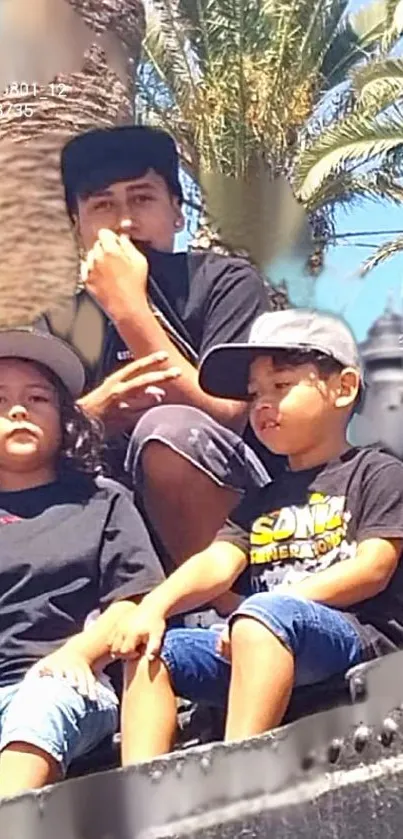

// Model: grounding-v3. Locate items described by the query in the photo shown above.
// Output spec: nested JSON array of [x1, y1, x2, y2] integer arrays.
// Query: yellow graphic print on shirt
[[250, 492, 353, 565]]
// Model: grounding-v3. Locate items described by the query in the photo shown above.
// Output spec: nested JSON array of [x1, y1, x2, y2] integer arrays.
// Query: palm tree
[[135, 0, 393, 279], [293, 0, 403, 272], [0, 0, 145, 366]]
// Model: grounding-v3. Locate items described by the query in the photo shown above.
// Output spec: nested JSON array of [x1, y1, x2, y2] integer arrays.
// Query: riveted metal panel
[[1, 651, 403, 839]]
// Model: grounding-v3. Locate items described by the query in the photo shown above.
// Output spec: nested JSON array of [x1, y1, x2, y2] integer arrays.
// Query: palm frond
[[148, 1, 201, 99], [349, 0, 390, 46], [303, 168, 403, 211], [361, 233, 403, 274], [142, 2, 223, 172], [295, 108, 403, 202], [321, 0, 392, 87], [353, 57, 403, 109], [381, 0, 403, 49]]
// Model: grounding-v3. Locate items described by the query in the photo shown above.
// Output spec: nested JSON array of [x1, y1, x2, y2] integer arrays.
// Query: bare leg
[[225, 617, 294, 741], [0, 742, 61, 797], [121, 657, 178, 766], [141, 442, 242, 615], [141, 442, 240, 564]]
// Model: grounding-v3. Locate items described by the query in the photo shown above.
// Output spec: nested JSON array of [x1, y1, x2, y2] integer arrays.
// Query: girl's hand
[[28, 648, 97, 700]]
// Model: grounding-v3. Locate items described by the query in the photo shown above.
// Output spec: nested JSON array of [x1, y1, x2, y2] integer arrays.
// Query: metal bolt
[[151, 769, 163, 782], [380, 717, 398, 747], [353, 724, 370, 752], [301, 751, 315, 771], [200, 755, 211, 772], [328, 738, 343, 764], [350, 677, 366, 702]]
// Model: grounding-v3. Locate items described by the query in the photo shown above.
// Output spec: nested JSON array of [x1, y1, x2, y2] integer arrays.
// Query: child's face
[[247, 355, 343, 456], [0, 359, 62, 474]]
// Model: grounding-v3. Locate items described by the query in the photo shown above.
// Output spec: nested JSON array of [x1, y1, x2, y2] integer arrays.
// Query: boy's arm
[[53, 533, 245, 668], [32, 598, 141, 698], [141, 541, 247, 617], [59, 598, 139, 667], [109, 541, 248, 660], [288, 537, 402, 607], [82, 236, 268, 432]]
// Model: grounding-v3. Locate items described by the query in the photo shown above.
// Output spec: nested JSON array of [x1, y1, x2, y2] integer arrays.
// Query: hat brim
[[199, 344, 271, 400], [199, 341, 366, 402], [0, 330, 85, 397]]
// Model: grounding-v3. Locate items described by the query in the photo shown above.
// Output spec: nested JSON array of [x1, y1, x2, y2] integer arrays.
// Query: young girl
[[0, 323, 167, 797]]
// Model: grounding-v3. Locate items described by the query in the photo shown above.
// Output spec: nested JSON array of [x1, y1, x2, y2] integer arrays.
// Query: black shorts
[[125, 404, 270, 497]]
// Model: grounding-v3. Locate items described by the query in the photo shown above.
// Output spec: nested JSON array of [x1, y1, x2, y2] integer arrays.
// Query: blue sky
[[314, 203, 403, 342]]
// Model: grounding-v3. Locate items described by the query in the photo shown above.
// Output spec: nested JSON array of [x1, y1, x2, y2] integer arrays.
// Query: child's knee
[[230, 614, 270, 650], [1, 675, 118, 773], [230, 592, 312, 657]]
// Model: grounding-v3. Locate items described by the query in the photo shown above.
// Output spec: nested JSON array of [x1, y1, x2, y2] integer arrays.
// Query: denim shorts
[[160, 593, 365, 707], [0, 673, 119, 774]]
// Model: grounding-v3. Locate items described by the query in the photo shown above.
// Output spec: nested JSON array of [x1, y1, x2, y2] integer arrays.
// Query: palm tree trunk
[[0, 0, 145, 141], [0, 0, 145, 366]]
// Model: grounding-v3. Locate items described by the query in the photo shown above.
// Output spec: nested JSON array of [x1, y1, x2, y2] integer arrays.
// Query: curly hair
[[58, 387, 105, 477], [32, 361, 105, 477]]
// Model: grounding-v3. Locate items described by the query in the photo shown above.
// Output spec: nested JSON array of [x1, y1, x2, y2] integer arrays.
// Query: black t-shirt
[[95, 247, 287, 481], [0, 475, 165, 686], [218, 446, 403, 657]]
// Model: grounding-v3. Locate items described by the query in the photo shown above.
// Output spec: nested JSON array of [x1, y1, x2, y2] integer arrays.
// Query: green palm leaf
[[353, 57, 403, 108], [305, 169, 403, 211], [295, 109, 403, 202], [361, 233, 403, 274]]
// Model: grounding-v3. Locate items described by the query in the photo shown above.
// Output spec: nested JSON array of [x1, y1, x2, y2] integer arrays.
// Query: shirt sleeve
[[98, 491, 165, 609], [356, 456, 403, 544], [199, 257, 277, 358], [215, 490, 258, 554]]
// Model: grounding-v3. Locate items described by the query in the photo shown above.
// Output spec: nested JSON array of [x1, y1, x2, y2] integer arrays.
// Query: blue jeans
[[160, 593, 365, 707], [0, 673, 119, 774]]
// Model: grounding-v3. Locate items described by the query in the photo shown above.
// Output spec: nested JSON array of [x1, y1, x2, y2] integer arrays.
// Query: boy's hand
[[82, 229, 149, 311], [79, 352, 181, 431], [109, 610, 167, 662], [29, 649, 97, 700], [216, 625, 231, 661]]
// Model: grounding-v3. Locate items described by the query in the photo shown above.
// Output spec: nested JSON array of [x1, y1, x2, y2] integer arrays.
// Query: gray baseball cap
[[0, 319, 85, 397], [199, 309, 364, 401]]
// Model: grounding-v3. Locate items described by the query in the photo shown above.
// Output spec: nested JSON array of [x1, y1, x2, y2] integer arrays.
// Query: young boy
[[56, 125, 284, 577], [106, 308, 403, 763]]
